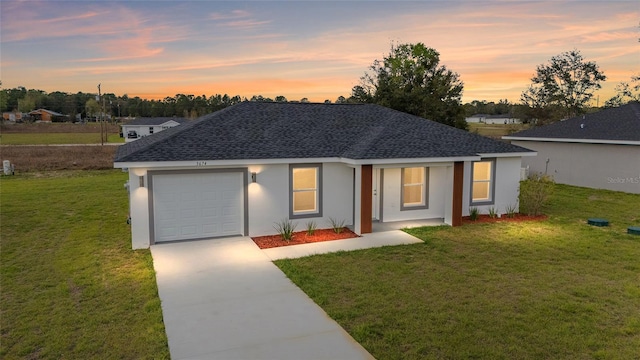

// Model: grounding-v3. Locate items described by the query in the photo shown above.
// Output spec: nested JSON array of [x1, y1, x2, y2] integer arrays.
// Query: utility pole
[[102, 92, 107, 143], [98, 83, 104, 145]]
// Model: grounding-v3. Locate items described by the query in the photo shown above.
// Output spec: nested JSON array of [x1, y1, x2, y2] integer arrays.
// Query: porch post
[[353, 165, 362, 234], [360, 165, 373, 233], [452, 161, 464, 226]]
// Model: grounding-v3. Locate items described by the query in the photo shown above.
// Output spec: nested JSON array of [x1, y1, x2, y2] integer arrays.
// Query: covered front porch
[[351, 162, 465, 235], [371, 218, 445, 232]]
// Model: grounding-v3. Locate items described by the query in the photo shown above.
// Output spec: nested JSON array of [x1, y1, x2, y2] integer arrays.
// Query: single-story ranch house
[[114, 102, 535, 249], [28, 108, 68, 122], [504, 102, 640, 194], [121, 117, 188, 142]]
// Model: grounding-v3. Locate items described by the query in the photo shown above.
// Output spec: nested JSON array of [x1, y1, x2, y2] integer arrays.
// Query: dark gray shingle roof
[[505, 102, 640, 142], [122, 117, 188, 126], [114, 102, 532, 163]]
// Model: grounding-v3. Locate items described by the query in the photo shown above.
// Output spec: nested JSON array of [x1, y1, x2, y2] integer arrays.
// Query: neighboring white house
[[503, 102, 640, 194], [121, 117, 188, 142], [114, 102, 535, 249], [466, 114, 521, 124], [2, 111, 26, 122]]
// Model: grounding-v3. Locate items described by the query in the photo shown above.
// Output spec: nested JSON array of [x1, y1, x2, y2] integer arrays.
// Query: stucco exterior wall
[[461, 157, 522, 216], [512, 140, 640, 194], [381, 166, 447, 222], [128, 170, 151, 249], [246, 162, 354, 237], [126, 162, 354, 248], [125, 157, 524, 249]]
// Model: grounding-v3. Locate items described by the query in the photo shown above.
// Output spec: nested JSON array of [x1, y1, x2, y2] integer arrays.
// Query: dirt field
[[0, 145, 118, 172], [0, 122, 121, 172]]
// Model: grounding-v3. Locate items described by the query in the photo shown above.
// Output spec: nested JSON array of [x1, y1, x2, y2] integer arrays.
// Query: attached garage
[[149, 170, 247, 243]]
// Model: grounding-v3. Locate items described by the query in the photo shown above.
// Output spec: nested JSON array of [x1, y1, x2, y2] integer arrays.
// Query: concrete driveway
[[151, 236, 373, 360]]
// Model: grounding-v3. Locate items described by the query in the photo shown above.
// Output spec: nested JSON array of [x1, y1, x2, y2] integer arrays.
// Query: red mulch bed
[[462, 213, 547, 224], [252, 228, 359, 249]]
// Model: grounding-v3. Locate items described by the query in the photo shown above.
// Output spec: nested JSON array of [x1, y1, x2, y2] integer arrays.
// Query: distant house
[[121, 117, 188, 143], [2, 112, 26, 122], [28, 109, 67, 122], [503, 102, 640, 194], [466, 114, 521, 124]]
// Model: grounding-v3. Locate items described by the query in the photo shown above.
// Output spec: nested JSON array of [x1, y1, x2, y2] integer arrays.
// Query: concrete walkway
[[151, 230, 423, 359], [263, 230, 424, 260]]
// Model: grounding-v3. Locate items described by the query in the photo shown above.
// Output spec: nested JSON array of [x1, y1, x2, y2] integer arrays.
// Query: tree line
[[1, 44, 637, 128], [0, 83, 522, 124], [0, 86, 363, 122], [0, 88, 248, 121]]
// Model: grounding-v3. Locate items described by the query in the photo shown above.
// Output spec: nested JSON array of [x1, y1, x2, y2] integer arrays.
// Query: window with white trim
[[401, 167, 428, 210], [290, 164, 322, 218], [471, 160, 495, 204]]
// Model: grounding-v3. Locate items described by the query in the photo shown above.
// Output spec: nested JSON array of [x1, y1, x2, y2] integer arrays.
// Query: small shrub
[[305, 220, 317, 236], [505, 203, 517, 218], [469, 207, 479, 221], [488, 206, 498, 219], [329, 217, 345, 233], [519, 173, 554, 216], [274, 219, 296, 242]]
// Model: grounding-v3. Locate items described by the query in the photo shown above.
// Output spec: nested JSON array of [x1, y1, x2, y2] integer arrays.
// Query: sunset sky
[[1, 1, 638, 104]]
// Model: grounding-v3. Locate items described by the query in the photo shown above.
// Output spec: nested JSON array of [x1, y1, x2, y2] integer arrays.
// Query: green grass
[[469, 123, 529, 138], [1, 133, 124, 144], [0, 170, 168, 359], [276, 184, 640, 359]]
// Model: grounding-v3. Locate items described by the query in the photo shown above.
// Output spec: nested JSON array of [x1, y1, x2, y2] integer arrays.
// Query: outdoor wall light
[[251, 172, 257, 183], [139, 175, 145, 187]]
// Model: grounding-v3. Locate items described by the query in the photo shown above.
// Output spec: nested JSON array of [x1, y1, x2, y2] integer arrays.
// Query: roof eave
[[503, 136, 640, 146], [115, 154, 531, 169], [342, 156, 481, 165], [114, 157, 344, 169], [476, 151, 538, 158]]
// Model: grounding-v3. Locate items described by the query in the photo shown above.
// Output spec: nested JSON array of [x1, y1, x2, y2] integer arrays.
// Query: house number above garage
[[196, 161, 207, 166]]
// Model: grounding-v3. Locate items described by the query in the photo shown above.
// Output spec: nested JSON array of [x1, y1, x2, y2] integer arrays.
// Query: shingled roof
[[114, 102, 532, 163], [504, 102, 640, 143]]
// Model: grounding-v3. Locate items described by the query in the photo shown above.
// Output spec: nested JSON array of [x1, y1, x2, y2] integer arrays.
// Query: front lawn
[[277, 185, 640, 359], [0, 171, 169, 359], [468, 123, 529, 138]]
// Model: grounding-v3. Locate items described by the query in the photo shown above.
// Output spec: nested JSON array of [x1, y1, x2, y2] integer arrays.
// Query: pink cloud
[[209, 9, 251, 20], [2, 2, 178, 61], [224, 19, 271, 28], [209, 8, 270, 29], [2, 7, 106, 42]]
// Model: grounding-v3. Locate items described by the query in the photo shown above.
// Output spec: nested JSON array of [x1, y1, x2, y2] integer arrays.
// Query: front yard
[[2, 169, 639, 359], [277, 185, 640, 359], [0, 171, 168, 359]]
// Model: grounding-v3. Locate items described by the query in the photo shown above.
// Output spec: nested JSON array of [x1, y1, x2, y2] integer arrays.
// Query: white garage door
[[152, 172, 243, 243]]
